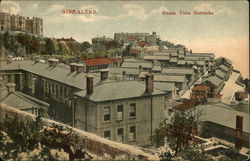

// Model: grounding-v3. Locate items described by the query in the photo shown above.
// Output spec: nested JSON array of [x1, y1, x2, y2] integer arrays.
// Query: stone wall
[[0, 103, 159, 160]]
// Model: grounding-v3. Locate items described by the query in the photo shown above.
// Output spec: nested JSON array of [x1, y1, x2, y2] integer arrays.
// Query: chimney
[[70, 63, 77, 72], [49, 58, 59, 67], [145, 74, 154, 94], [86, 75, 94, 95], [76, 64, 84, 73], [235, 115, 243, 149], [6, 83, 16, 93], [190, 49, 192, 54], [100, 69, 109, 80]]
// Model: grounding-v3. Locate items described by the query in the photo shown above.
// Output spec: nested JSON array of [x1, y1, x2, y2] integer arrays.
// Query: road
[[220, 72, 245, 104]]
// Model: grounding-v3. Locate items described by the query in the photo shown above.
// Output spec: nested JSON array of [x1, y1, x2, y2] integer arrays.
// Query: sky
[[0, 0, 249, 78]]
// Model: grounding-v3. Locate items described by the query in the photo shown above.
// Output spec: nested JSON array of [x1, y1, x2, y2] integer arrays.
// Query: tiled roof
[[143, 55, 170, 60], [192, 85, 210, 91], [154, 75, 186, 82], [152, 66, 162, 71], [154, 82, 175, 92], [173, 99, 200, 111], [82, 58, 113, 66], [215, 69, 226, 79], [112, 58, 123, 63], [190, 93, 206, 99], [0, 60, 114, 90], [2, 91, 47, 110], [74, 81, 166, 102], [205, 75, 223, 87], [169, 57, 178, 63], [177, 60, 186, 65], [153, 51, 170, 56], [161, 67, 193, 75], [218, 64, 230, 72], [121, 62, 152, 68], [131, 50, 140, 54], [192, 53, 215, 58], [109, 67, 139, 75]]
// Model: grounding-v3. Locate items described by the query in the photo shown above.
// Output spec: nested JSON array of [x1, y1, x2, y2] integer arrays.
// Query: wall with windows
[[94, 95, 165, 146]]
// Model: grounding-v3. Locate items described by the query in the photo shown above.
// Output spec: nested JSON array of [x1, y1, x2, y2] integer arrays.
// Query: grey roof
[[0, 83, 8, 100], [178, 53, 185, 58], [169, 57, 178, 63], [218, 64, 230, 72], [121, 62, 152, 68], [196, 61, 205, 66], [152, 66, 162, 71], [205, 75, 223, 87], [161, 67, 193, 75], [215, 69, 226, 79], [184, 55, 209, 61], [109, 67, 139, 75], [139, 72, 148, 78], [192, 53, 215, 58], [143, 55, 170, 60], [75, 81, 166, 102], [153, 51, 170, 56], [2, 91, 46, 110], [0, 60, 114, 90], [154, 82, 175, 92], [154, 75, 186, 82], [177, 60, 186, 65], [170, 53, 178, 56], [186, 61, 195, 65]]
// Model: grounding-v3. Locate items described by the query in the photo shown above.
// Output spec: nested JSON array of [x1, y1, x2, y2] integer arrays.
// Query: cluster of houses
[[0, 32, 249, 150]]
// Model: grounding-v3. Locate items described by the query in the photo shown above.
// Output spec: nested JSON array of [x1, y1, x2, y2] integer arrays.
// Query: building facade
[[0, 12, 43, 37]]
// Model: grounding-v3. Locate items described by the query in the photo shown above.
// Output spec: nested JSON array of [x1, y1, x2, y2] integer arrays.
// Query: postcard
[[0, 0, 249, 160]]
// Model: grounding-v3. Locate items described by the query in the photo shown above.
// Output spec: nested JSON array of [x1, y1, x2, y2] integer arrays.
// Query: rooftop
[[0, 60, 114, 90], [82, 57, 113, 66], [154, 75, 186, 82], [154, 82, 175, 92], [192, 85, 210, 91], [161, 67, 193, 75], [121, 62, 152, 68], [173, 99, 200, 111], [75, 81, 166, 102]]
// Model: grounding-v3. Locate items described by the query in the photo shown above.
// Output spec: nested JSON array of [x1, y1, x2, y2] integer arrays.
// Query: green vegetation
[[0, 31, 122, 61], [0, 32, 90, 57], [150, 111, 201, 155], [0, 109, 91, 160]]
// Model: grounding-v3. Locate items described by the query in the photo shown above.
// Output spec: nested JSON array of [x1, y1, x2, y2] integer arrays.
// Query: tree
[[150, 110, 201, 156], [80, 41, 91, 52]]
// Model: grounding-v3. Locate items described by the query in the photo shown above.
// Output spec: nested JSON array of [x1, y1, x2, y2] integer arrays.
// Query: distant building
[[114, 32, 150, 43], [145, 32, 160, 45], [0, 12, 43, 37], [91, 36, 115, 51]]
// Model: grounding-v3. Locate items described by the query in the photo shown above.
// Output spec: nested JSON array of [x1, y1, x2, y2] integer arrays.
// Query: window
[[117, 128, 123, 142], [117, 105, 123, 120], [129, 126, 136, 141], [104, 130, 111, 140], [129, 103, 136, 118], [104, 107, 111, 121]]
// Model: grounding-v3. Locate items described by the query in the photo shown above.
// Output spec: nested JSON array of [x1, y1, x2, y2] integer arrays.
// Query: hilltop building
[[0, 12, 43, 37]]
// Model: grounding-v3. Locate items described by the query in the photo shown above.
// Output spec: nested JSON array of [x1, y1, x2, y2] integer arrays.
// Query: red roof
[[190, 93, 206, 99], [173, 100, 200, 111], [112, 58, 123, 63], [137, 41, 148, 46], [82, 58, 113, 66], [192, 85, 210, 92], [131, 50, 139, 54]]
